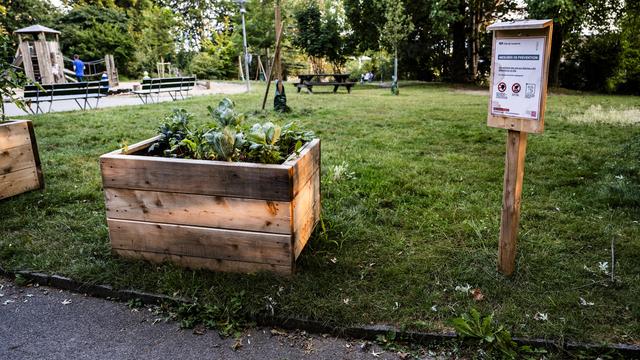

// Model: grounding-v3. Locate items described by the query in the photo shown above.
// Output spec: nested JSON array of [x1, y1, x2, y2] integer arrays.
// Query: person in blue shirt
[[73, 54, 85, 82]]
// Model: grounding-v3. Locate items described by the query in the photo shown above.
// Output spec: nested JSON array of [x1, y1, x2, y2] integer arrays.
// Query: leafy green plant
[[450, 308, 544, 359], [176, 291, 247, 337], [148, 98, 315, 164]]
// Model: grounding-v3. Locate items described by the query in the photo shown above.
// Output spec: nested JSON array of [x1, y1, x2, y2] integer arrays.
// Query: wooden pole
[[261, 4, 284, 110], [498, 130, 528, 275]]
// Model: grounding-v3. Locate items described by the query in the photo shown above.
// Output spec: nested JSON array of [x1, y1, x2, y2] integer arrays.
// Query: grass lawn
[[1, 83, 639, 345]]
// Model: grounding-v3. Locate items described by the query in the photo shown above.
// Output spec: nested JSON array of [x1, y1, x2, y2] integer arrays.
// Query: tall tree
[[1, 0, 59, 43], [526, 0, 624, 86], [379, 0, 414, 89], [135, 5, 177, 71], [343, 0, 386, 52]]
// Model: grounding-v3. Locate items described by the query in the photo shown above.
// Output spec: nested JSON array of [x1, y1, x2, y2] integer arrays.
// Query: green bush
[[189, 52, 221, 80], [560, 33, 623, 92]]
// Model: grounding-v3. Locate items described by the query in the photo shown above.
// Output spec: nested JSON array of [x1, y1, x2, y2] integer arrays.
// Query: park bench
[[23, 80, 109, 114], [133, 77, 196, 104], [294, 74, 355, 94]]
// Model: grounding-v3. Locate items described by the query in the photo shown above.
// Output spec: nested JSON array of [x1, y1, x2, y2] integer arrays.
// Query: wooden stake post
[[486, 20, 553, 275]]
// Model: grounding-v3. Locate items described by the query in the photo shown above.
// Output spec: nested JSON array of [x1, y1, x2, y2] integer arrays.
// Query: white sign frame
[[487, 20, 553, 134]]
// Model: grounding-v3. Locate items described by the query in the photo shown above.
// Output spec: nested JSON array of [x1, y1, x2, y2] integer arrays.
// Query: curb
[[2, 268, 639, 357]]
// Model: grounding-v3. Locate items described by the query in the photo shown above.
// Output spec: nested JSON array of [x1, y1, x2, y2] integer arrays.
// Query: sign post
[[486, 20, 553, 276]]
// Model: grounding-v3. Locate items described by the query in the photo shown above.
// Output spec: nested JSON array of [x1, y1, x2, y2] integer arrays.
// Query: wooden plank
[[285, 139, 320, 198], [100, 154, 293, 201], [108, 219, 292, 266], [498, 130, 528, 275], [114, 249, 292, 275], [105, 188, 292, 234], [19, 42, 34, 81], [0, 166, 40, 200], [0, 121, 31, 150], [0, 143, 36, 175], [293, 169, 321, 258], [26, 120, 44, 190]]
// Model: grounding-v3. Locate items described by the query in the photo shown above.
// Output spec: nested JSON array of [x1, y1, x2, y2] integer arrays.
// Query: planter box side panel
[[105, 188, 292, 234], [114, 249, 293, 275], [292, 158, 321, 259], [101, 155, 293, 201], [0, 120, 44, 200], [108, 219, 293, 268], [287, 139, 321, 198]]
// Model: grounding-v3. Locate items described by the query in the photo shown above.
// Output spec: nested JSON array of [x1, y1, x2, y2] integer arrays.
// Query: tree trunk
[[548, 23, 564, 87], [394, 48, 398, 83], [452, 0, 467, 82], [468, 0, 481, 81]]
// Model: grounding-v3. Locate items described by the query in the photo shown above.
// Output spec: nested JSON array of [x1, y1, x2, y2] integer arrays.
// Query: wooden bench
[[295, 81, 356, 94], [23, 81, 109, 114], [293, 74, 355, 94], [132, 77, 196, 104]]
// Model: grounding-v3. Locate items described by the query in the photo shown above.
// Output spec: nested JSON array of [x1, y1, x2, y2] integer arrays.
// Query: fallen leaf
[[398, 351, 411, 359], [61, 299, 72, 305], [343, 298, 350, 305], [471, 288, 484, 302], [431, 305, 438, 312], [579, 297, 594, 306], [192, 324, 206, 335], [371, 350, 385, 357], [330, 257, 337, 264], [533, 312, 548, 321], [232, 339, 242, 351], [270, 329, 287, 337], [455, 284, 471, 294]]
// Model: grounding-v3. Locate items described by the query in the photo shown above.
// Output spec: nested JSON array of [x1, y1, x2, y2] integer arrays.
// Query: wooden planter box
[[100, 137, 321, 275], [0, 120, 44, 200]]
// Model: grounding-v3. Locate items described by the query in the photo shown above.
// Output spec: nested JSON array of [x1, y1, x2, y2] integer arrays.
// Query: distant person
[[73, 54, 85, 82], [50, 53, 61, 83], [101, 71, 109, 92], [142, 71, 150, 80]]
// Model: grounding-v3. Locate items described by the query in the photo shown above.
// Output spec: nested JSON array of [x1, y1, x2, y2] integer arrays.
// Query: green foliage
[[131, 5, 177, 74], [560, 33, 624, 92], [598, 134, 640, 208], [293, 1, 351, 71], [343, 0, 386, 52], [176, 291, 247, 337], [450, 308, 543, 359], [191, 20, 238, 79], [56, 5, 136, 76], [148, 98, 314, 164], [379, 0, 414, 54], [0, 30, 29, 121], [0, 0, 59, 41], [188, 52, 221, 79]]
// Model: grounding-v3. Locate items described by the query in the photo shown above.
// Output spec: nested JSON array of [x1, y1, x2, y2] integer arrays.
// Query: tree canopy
[[0, 0, 637, 92]]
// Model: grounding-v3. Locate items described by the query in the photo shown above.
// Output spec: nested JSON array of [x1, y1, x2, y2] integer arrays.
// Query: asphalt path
[[0, 277, 427, 360]]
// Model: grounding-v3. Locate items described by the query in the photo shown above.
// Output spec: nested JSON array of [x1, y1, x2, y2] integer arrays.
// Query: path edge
[[1, 268, 638, 357]]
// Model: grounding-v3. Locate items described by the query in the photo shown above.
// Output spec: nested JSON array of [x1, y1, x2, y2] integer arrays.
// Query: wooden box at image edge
[[0, 120, 44, 200], [100, 137, 321, 275]]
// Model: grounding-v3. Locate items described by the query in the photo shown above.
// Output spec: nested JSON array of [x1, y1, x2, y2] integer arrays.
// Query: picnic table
[[294, 73, 355, 94]]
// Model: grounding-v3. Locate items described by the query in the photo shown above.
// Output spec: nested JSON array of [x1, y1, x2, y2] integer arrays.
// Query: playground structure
[[12, 24, 119, 87]]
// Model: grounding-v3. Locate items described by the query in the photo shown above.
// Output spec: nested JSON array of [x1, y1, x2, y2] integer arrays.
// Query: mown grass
[[1, 83, 639, 345]]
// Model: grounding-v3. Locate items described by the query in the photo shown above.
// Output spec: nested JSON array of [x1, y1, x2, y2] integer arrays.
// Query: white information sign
[[491, 37, 545, 120]]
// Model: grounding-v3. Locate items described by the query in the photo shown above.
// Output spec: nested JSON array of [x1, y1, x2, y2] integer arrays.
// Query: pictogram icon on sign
[[512, 83, 521, 93], [498, 82, 507, 92]]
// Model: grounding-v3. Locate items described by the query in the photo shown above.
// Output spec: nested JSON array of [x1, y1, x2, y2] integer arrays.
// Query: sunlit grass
[[1, 82, 639, 343]]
